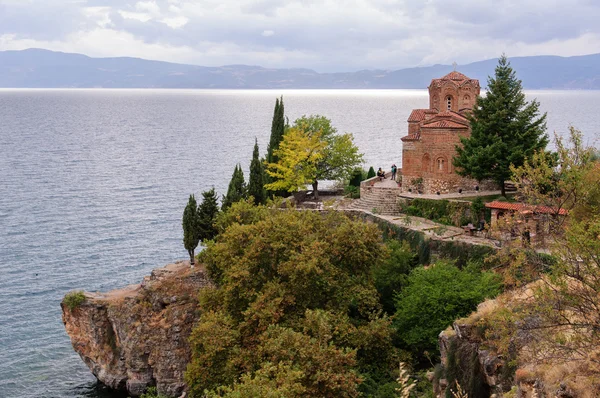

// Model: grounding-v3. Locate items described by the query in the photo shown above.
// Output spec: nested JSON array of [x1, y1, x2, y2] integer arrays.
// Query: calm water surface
[[0, 89, 598, 398]]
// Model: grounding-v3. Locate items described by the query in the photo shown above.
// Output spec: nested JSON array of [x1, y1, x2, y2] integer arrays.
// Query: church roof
[[401, 132, 420, 141], [407, 109, 428, 122], [429, 70, 479, 88], [421, 120, 467, 129]]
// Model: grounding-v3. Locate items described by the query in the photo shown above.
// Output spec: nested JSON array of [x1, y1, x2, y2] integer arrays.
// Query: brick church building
[[400, 71, 496, 194]]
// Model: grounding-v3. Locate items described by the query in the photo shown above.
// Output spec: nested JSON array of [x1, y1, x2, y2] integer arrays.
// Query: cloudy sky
[[1, 0, 599, 71]]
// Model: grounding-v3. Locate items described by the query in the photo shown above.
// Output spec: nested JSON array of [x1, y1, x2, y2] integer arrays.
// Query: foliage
[[187, 208, 399, 397], [198, 188, 220, 244], [182, 194, 200, 263], [222, 164, 247, 210], [349, 167, 365, 187], [266, 115, 363, 199], [344, 184, 360, 199], [266, 96, 286, 198], [264, 126, 326, 194], [63, 291, 86, 310], [453, 54, 548, 196], [266, 96, 285, 166], [367, 166, 376, 179], [248, 138, 267, 205], [372, 240, 419, 315], [394, 262, 502, 361], [402, 198, 471, 227]]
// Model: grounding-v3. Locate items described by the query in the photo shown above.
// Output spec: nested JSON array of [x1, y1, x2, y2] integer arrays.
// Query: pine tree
[[248, 138, 267, 205], [266, 96, 286, 197], [197, 188, 219, 244], [182, 194, 200, 265], [222, 164, 246, 210], [453, 54, 548, 196]]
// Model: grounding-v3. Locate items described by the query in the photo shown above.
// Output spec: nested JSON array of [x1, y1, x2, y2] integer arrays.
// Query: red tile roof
[[430, 71, 479, 88], [401, 133, 420, 141], [485, 201, 568, 216], [407, 109, 428, 122], [436, 110, 467, 120], [421, 120, 468, 129]]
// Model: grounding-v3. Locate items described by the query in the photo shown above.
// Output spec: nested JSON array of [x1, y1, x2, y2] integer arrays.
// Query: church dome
[[430, 71, 479, 87]]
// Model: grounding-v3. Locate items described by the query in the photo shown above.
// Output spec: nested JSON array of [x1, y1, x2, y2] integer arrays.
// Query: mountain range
[[1, 48, 600, 89]]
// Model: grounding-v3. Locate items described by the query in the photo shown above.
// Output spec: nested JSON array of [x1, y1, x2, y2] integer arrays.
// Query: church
[[400, 71, 496, 194]]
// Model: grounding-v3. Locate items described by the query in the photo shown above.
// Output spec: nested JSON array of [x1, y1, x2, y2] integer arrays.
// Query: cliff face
[[437, 296, 582, 398], [61, 261, 212, 397]]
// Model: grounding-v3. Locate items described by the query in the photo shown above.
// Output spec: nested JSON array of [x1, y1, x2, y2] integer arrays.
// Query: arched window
[[446, 96, 452, 110], [436, 157, 447, 173]]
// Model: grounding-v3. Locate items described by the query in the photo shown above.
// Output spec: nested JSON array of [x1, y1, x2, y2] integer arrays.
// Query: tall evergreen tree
[[222, 164, 247, 210], [197, 188, 219, 244], [453, 54, 548, 196], [266, 96, 286, 197], [182, 194, 200, 265], [248, 138, 267, 205]]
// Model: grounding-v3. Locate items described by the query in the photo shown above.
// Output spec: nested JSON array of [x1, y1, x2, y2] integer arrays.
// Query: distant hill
[[1, 48, 600, 89]]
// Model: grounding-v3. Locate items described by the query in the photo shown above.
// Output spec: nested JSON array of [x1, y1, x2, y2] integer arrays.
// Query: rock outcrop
[[62, 261, 212, 397]]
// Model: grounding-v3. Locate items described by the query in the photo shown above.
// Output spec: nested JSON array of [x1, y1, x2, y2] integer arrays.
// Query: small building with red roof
[[400, 71, 498, 194]]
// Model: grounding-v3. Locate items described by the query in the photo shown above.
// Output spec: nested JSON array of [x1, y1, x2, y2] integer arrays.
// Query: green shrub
[[63, 291, 86, 310], [367, 166, 376, 179], [344, 185, 360, 199], [372, 240, 419, 314], [402, 198, 473, 227], [140, 387, 168, 398], [349, 167, 365, 187], [393, 262, 502, 361]]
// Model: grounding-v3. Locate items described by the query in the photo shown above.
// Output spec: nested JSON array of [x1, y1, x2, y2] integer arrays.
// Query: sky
[[1, 0, 600, 72]]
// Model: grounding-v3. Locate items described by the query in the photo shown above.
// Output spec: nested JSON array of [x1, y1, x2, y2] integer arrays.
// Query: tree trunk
[[188, 249, 195, 267], [501, 181, 506, 197], [312, 181, 319, 201]]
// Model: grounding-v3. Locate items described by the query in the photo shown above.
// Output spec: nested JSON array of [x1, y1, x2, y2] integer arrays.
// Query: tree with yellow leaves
[[265, 115, 363, 200]]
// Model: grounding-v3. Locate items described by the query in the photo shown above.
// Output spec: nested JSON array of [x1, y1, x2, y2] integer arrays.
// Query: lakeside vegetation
[[170, 56, 600, 397]]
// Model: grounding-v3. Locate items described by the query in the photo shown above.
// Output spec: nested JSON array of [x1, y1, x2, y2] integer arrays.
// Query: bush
[[63, 291, 86, 310], [367, 166, 376, 179], [393, 262, 502, 361], [372, 240, 419, 314], [349, 167, 365, 187], [402, 199, 472, 227]]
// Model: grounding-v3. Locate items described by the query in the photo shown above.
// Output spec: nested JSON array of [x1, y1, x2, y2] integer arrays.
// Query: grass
[[63, 291, 86, 310]]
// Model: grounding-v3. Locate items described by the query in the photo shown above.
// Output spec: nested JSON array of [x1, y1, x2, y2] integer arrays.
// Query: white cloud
[[0, 0, 599, 71]]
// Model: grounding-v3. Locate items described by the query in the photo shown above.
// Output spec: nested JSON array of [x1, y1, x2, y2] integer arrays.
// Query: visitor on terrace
[[377, 168, 386, 181]]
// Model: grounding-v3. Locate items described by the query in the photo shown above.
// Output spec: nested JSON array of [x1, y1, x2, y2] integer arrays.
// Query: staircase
[[347, 185, 402, 216]]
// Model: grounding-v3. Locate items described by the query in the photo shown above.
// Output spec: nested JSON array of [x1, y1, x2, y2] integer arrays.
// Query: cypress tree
[[453, 55, 548, 196], [182, 194, 199, 265], [266, 96, 286, 197], [367, 166, 376, 179], [197, 188, 219, 244], [222, 164, 246, 210], [266, 96, 285, 164], [248, 138, 267, 205]]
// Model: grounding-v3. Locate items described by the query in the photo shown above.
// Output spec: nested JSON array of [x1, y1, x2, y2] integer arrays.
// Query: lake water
[[0, 89, 598, 398]]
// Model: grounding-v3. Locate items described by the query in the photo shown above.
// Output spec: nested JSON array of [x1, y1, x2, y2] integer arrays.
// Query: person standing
[[391, 164, 397, 181]]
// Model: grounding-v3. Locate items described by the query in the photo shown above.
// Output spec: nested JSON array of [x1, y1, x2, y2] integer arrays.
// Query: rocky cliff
[[61, 261, 212, 397], [436, 294, 584, 398]]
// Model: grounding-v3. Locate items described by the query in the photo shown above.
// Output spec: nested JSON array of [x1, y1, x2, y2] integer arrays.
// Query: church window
[[436, 157, 447, 173], [446, 96, 452, 110]]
